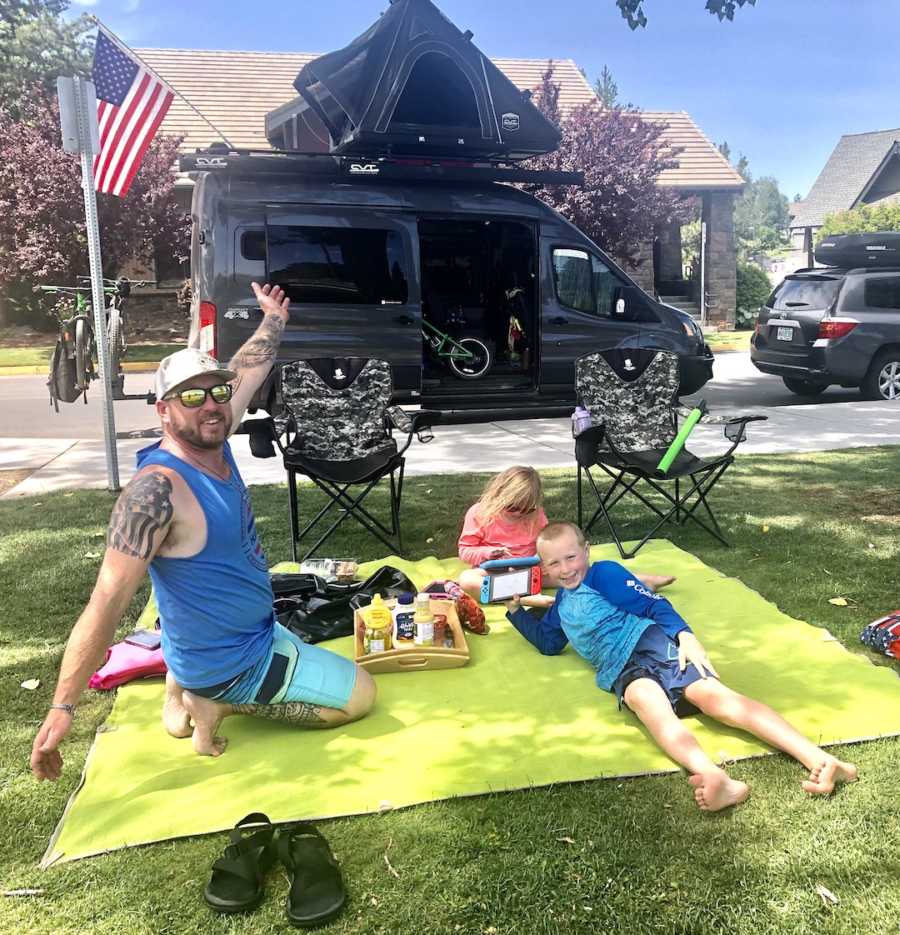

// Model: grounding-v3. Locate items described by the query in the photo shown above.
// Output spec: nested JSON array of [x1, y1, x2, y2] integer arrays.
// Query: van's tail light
[[817, 319, 858, 340], [198, 301, 217, 359]]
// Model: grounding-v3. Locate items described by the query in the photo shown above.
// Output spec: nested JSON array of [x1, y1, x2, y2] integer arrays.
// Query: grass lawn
[[0, 343, 183, 368], [705, 330, 753, 353], [1, 449, 898, 934]]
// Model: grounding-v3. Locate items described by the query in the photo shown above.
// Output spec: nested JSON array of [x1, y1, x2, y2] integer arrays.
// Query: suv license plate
[[776, 326, 794, 341]]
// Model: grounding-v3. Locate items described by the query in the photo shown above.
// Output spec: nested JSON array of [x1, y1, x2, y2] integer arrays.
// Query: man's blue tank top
[[136, 440, 274, 690]]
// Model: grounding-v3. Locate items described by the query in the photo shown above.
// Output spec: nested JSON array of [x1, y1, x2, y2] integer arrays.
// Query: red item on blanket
[[424, 580, 489, 635], [89, 639, 167, 690]]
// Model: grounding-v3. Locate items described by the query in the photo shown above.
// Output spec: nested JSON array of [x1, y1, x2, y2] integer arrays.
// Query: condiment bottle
[[413, 592, 435, 646], [393, 592, 416, 644], [364, 594, 393, 655]]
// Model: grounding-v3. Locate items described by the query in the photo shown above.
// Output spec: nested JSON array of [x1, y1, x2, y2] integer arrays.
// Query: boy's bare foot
[[801, 756, 858, 795], [689, 771, 750, 812], [638, 574, 676, 592], [181, 691, 230, 757], [162, 672, 192, 739]]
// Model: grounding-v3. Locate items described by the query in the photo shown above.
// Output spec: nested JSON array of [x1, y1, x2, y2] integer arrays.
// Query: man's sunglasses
[[167, 384, 233, 408]]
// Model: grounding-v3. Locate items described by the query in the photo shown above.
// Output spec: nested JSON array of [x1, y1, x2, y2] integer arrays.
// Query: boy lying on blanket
[[506, 521, 857, 812]]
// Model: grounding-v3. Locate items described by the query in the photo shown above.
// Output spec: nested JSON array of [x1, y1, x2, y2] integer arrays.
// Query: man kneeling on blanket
[[31, 283, 375, 780], [507, 521, 857, 812]]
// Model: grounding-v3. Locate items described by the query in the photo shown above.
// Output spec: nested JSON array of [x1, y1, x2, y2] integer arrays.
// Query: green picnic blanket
[[42, 541, 900, 866]]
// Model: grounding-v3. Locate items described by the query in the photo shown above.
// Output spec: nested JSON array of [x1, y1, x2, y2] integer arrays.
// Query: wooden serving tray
[[354, 598, 470, 674]]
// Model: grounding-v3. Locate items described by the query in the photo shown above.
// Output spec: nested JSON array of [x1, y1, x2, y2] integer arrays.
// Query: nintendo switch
[[479, 556, 542, 603]]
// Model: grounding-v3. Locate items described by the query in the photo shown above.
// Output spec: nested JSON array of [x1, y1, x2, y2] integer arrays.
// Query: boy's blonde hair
[[476, 466, 543, 524], [536, 520, 587, 551]]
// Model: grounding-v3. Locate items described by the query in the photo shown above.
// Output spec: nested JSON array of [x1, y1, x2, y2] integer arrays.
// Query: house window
[[266, 226, 408, 305], [865, 276, 900, 309]]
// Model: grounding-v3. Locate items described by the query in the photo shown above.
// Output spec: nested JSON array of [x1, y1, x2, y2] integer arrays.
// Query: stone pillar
[[656, 221, 683, 284], [617, 239, 655, 295], [702, 191, 737, 327]]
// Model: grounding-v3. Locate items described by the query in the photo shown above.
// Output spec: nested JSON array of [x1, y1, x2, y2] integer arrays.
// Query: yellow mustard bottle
[[364, 594, 393, 655]]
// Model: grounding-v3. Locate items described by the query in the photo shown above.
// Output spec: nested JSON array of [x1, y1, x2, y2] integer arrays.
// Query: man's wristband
[[49, 703, 76, 717]]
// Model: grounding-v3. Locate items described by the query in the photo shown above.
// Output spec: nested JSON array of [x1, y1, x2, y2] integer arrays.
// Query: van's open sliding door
[[264, 207, 422, 398]]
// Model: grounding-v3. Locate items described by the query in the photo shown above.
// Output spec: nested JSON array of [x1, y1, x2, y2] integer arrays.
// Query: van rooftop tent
[[265, 0, 562, 161]]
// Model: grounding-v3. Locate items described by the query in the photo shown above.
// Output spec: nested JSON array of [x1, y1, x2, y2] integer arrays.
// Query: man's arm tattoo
[[228, 314, 286, 371], [107, 473, 174, 560], [231, 702, 329, 727]]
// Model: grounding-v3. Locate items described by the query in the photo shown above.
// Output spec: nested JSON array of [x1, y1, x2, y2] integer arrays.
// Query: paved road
[[0, 352, 874, 440]]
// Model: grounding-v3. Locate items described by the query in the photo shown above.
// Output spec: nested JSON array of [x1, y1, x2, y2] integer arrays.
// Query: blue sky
[[71, 0, 899, 200]]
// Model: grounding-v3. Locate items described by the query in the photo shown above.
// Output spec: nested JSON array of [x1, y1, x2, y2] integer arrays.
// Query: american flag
[[91, 28, 174, 197]]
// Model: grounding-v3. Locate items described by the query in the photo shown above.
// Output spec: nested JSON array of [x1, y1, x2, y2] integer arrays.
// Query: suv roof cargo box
[[266, 0, 561, 161], [814, 231, 900, 269]]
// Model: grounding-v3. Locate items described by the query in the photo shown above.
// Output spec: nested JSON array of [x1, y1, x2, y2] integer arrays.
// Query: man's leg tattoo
[[231, 702, 330, 727]]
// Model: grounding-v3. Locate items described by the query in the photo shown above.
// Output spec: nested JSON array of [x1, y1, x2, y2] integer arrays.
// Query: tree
[[717, 140, 731, 162], [594, 65, 619, 108], [0, 0, 93, 117], [615, 0, 756, 29], [526, 64, 692, 268], [0, 86, 189, 325]]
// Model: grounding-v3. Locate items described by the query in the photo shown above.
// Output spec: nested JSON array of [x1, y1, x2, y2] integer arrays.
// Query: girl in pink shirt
[[457, 466, 673, 604]]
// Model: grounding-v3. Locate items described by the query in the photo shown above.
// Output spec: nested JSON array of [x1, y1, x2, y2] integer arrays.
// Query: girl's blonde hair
[[476, 466, 543, 524]]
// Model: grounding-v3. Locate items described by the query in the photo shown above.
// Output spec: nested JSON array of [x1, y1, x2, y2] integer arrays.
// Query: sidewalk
[[4, 399, 900, 498]]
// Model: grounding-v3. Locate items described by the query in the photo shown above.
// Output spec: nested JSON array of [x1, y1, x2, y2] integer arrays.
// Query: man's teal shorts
[[190, 622, 358, 710]]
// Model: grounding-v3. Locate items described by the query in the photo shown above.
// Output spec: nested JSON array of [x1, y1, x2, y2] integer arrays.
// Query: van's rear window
[[266, 226, 408, 305], [768, 276, 841, 311]]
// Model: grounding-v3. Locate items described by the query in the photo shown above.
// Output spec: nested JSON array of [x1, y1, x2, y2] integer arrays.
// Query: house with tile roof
[[139, 47, 742, 324], [790, 128, 900, 260]]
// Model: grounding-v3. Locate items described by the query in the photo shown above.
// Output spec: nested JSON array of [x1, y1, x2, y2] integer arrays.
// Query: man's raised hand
[[251, 282, 290, 324]]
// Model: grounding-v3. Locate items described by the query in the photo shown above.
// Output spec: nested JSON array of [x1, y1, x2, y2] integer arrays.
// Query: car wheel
[[861, 350, 900, 400], [782, 376, 828, 396]]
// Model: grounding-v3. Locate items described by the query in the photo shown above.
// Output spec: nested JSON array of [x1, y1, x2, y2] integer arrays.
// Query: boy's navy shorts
[[612, 625, 711, 717]]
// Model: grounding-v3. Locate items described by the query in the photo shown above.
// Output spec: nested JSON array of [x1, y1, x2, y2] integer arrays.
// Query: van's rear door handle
[[551, 316, 568, 325], [394, 314, 415, 325]]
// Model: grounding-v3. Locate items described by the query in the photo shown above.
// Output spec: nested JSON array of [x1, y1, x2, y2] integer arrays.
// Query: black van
[[180, 0, 712, 420], [182, 150, 712, 420]]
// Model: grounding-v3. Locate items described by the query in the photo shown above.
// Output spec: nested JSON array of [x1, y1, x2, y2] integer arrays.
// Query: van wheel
[[448, 337, 492, 379], [861, 350, 900, 400], [782, 376, 828, 396]]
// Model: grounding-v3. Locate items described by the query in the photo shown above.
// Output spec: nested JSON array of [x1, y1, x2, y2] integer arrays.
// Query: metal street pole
[[59, 76, 120, 491]]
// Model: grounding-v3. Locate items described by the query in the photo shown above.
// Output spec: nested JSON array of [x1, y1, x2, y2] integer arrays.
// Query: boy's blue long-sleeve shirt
[[507, 561, 691, 691]]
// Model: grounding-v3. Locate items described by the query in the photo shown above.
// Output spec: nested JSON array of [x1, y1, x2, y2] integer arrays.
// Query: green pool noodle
[[657, 403, 706, 473]]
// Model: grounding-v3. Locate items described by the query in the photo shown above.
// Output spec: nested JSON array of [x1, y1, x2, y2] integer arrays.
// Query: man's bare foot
[[801, 756, 858, 795], [162, 672, 192, 739], [181, 691, 230, 757], [638, 574, 676, 592], [689, 771, 750, 812]]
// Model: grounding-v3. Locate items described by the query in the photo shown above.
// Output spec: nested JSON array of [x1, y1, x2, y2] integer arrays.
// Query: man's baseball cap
[[155, 348, 237, 401]]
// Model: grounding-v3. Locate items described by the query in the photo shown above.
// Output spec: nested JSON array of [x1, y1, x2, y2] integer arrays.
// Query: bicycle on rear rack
[[42, 277, 153, 410]]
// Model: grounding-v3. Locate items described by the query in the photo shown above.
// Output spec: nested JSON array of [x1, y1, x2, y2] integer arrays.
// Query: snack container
[[354, 598, 469, 673]]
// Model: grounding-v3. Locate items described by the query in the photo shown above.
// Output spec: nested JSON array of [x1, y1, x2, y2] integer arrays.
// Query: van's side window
[[865, 276, 900, 310], [553, 248, 621, 318], [267, 226, 409, 305], [241, 230, 267, 261]]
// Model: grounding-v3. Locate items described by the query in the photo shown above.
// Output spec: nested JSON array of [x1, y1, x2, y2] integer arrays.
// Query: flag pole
[[88, 15, 235, 150]]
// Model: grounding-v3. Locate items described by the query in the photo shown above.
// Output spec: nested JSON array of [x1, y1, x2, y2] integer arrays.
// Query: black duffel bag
[[270, 565, 417, 644]]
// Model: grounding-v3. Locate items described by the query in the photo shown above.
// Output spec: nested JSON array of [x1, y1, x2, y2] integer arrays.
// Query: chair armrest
[[387, 406, 439, 444], [724, 414, 767, 444], [574, 424, 606, 444]]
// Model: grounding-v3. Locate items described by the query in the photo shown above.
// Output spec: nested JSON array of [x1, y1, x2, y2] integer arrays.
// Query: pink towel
[[89, 640, 167, 690]]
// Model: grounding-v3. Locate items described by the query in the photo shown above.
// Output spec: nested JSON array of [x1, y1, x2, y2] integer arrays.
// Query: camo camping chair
[[574, 349, 766, 559], [262, 358, 435, 562]]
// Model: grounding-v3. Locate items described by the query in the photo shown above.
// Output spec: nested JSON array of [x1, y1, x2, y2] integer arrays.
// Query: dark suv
[[750, 266, 900, 400]]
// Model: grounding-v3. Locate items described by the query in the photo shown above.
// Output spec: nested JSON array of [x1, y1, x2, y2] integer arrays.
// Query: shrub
[[818, 203, 900, 241], [735, 261, 771, 329]]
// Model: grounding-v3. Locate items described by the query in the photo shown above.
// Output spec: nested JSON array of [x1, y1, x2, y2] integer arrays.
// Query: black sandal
[[277, 822, 346, 928], [204, 812, 277, 914]]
